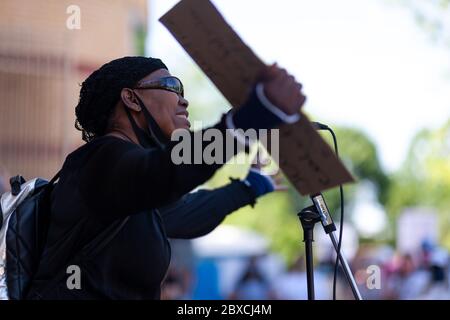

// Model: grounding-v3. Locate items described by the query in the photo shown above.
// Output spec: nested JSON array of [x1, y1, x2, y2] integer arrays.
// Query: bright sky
[[147, 0, 450, 173]]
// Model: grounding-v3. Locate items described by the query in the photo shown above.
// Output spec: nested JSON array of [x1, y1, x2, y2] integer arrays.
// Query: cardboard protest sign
[[160, 0, 354, 195]]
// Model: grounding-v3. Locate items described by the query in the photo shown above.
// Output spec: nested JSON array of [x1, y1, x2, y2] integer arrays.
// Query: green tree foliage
[[321, 127, 390, 206], [388, 0, 450, 46], [386, 120, 450, 247]]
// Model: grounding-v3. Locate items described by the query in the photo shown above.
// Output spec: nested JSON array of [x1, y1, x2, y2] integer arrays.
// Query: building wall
[[0, 0, 147, 180]]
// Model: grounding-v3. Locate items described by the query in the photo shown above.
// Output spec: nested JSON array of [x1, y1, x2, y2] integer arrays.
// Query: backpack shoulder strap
[[48, 171, 60, 185]]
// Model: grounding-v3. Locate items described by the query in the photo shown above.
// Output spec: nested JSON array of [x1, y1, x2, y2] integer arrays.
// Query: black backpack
[[0, 172, 128, 300], [0, 172, 59, 299]]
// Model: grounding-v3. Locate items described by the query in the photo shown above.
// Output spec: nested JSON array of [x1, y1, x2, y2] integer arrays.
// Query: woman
[[28, 56, 305, 299]]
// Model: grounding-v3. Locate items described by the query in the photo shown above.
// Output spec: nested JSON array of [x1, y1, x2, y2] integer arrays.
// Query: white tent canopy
[[192, 225, 269, 257]]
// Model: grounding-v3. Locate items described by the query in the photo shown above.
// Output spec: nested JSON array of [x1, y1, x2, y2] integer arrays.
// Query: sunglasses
[[134, 76, 184, 97]]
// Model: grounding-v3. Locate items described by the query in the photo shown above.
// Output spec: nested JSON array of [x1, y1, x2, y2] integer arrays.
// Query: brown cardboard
[[160, 0, 354, 195]]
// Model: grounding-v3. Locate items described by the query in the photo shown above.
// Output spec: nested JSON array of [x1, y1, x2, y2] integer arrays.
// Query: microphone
[[310, 193, 337, 234], [311, 121, 329, 130]]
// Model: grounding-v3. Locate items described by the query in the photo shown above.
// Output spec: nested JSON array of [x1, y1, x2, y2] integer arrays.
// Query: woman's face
[[134, 69, 190, 137]]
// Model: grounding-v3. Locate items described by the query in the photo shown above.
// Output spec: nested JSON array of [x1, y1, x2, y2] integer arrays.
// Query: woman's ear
[[120, 88, 141, 112]]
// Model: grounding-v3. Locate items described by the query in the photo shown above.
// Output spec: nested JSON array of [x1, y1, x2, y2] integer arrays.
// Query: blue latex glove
[[243, 168, 275, 198]]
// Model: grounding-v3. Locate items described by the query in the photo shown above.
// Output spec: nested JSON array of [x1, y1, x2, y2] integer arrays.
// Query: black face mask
[[123, 94, 169, 149]]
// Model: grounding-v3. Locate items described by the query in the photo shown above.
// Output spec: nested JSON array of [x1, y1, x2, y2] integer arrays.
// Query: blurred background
[[1, 0, 449, 300]]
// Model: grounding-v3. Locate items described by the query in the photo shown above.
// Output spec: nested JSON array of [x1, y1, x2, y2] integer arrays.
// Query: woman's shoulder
[[64, 135, 140, 169]]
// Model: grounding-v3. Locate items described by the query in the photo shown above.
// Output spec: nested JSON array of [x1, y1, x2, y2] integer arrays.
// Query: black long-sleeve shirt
[[27, 89, 287, 300], [160, 180, 255, 239], [28, 117, 228, 299]]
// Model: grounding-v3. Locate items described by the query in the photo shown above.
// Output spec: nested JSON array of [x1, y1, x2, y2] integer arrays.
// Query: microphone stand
[[297, 193, 362, 300]]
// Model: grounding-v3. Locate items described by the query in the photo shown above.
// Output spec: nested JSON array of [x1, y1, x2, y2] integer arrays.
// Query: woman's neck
[[106, 127, 139, 145]]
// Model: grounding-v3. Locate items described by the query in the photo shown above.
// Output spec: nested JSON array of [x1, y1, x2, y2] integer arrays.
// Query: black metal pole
[[304, 227, 315, 300], [298, 206, 321, 301], [329, 232, 362, 300]]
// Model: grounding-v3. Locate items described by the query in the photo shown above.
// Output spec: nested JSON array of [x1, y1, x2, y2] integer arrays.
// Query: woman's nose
[[179, 96, 189, 108]]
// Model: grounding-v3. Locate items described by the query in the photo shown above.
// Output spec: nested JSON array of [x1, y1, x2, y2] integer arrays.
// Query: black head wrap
[[75, 56, 168, 143]]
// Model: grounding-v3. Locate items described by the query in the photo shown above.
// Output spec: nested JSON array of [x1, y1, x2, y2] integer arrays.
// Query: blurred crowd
[[353, 240, 450, 300], [162, 239, 450, 300]]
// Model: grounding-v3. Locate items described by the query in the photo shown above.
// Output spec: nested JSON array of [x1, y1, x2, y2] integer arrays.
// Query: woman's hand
[[251, 152, 289, 191], [259, 63, 306, 115]]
